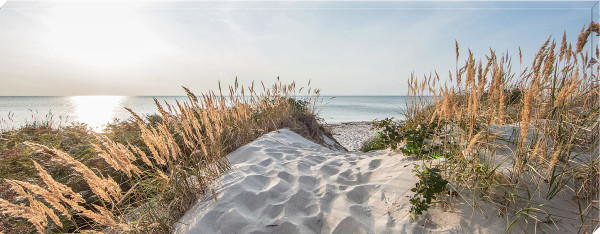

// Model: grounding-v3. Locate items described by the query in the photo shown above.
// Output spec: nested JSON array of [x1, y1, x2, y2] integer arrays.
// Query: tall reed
[[401, 23, 599, 232], [0, 79, 325, 233]]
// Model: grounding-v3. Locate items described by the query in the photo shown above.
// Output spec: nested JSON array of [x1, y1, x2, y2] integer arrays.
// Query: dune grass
[[373, 23, 599, 232], [359, 134, 388, 152], [0, 79, 327, 233]]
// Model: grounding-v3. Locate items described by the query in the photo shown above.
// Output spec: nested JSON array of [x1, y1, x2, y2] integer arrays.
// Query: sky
[[0, 1, 596, 96]]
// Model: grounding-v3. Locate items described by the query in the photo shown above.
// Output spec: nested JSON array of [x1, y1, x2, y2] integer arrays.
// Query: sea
[[0, 96, 425, 131]]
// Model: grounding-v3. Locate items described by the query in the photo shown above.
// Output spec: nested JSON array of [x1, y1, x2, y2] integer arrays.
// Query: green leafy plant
[[398, 122, 437, 158], [359, 134, 387, 152], [409, 165, 448, 219], [371, 117, 404, 150], [372, 118, 438, 158]]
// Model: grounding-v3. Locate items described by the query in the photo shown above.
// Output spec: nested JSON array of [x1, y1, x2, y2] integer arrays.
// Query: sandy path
[[175, 129, 510, 234]]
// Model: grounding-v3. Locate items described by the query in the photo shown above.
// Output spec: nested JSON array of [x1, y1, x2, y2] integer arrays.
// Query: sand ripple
[[176, 129, 507, 234]]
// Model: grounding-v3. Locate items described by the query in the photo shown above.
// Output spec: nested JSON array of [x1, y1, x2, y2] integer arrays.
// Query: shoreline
[[323, 121, 377, 151]]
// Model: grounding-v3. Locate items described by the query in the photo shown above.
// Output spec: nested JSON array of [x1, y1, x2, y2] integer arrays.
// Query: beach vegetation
[[377, 23, 599, 232], [370, 117, 404, 151], [0, 79, 327, 233], [359, 134, 387, 152], [368, 117, 439, 159], [409, 165, 448, 219]]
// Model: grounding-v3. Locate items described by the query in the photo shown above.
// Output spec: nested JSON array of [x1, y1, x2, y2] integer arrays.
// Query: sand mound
[[175, 129, 509, 233]]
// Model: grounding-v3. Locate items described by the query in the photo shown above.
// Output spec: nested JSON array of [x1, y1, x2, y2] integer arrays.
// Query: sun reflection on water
[[70, 96, 124, 131]]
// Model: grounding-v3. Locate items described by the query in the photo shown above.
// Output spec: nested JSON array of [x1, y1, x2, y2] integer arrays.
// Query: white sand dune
[[175, 129, 516, 234]]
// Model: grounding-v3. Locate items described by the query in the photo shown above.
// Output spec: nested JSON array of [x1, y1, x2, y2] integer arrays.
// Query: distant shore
[[323, 121, 377, 151]]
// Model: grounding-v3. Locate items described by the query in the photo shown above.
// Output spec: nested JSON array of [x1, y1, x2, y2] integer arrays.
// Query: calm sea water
[[0, 96, 421, 131]]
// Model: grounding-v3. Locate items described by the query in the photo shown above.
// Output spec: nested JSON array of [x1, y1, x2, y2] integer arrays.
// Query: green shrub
[[359, 134, 387, 152], [397, 122, 437, 158], [371, 117, 439, 158], [409, 165, 448, 219], [371, 118, 403, 150]]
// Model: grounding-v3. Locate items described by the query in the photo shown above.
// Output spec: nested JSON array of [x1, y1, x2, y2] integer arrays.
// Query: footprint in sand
[[368, 158, 382, 170], [258, 158, 273, 167], [262, 203, 284, 219], [346, 185, 374, 204], [332, 217, 367, 234], [297, 161, 313, 175], [302, 212, 327, 233], [240, 174, 271, 192], [266, 221, 300, 234], [298, 175, 318, 190], [319, 185, 338, 213], [319, 161, 341, 178], [285, 189, 313, 212], [277, 171, 294, 183], [349, 204, 373, 222], [265, 151, 284, 160], [306, 155, 327, 164], [337, 169, 372, 186], [233, 190, 268, 212]]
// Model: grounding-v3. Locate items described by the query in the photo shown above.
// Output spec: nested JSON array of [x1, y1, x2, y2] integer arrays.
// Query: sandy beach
[[323, 122, 377, 151], [0, 4, 597, 232], [173, 121, 595, 234], [175, 128, 511, 233]]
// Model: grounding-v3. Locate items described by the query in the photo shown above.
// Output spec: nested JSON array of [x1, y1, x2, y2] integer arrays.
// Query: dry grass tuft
[[0, 79, 327, 232], [401, 22, 599, 232]]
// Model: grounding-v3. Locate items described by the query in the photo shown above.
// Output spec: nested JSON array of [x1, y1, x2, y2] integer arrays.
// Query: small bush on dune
[[359, 134, 387, 152], [370, 118, 404, 151], [367, 117, 441, 159], [0, 79, 327, 233], [409, 165, 448, 219]]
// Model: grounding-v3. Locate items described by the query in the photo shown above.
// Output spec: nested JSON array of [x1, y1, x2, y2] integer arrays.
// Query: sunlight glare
[[70, 96, 124, 131]]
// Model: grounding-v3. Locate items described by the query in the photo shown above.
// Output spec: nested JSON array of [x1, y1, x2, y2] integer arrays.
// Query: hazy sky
[[0, 1, 596, 96]]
